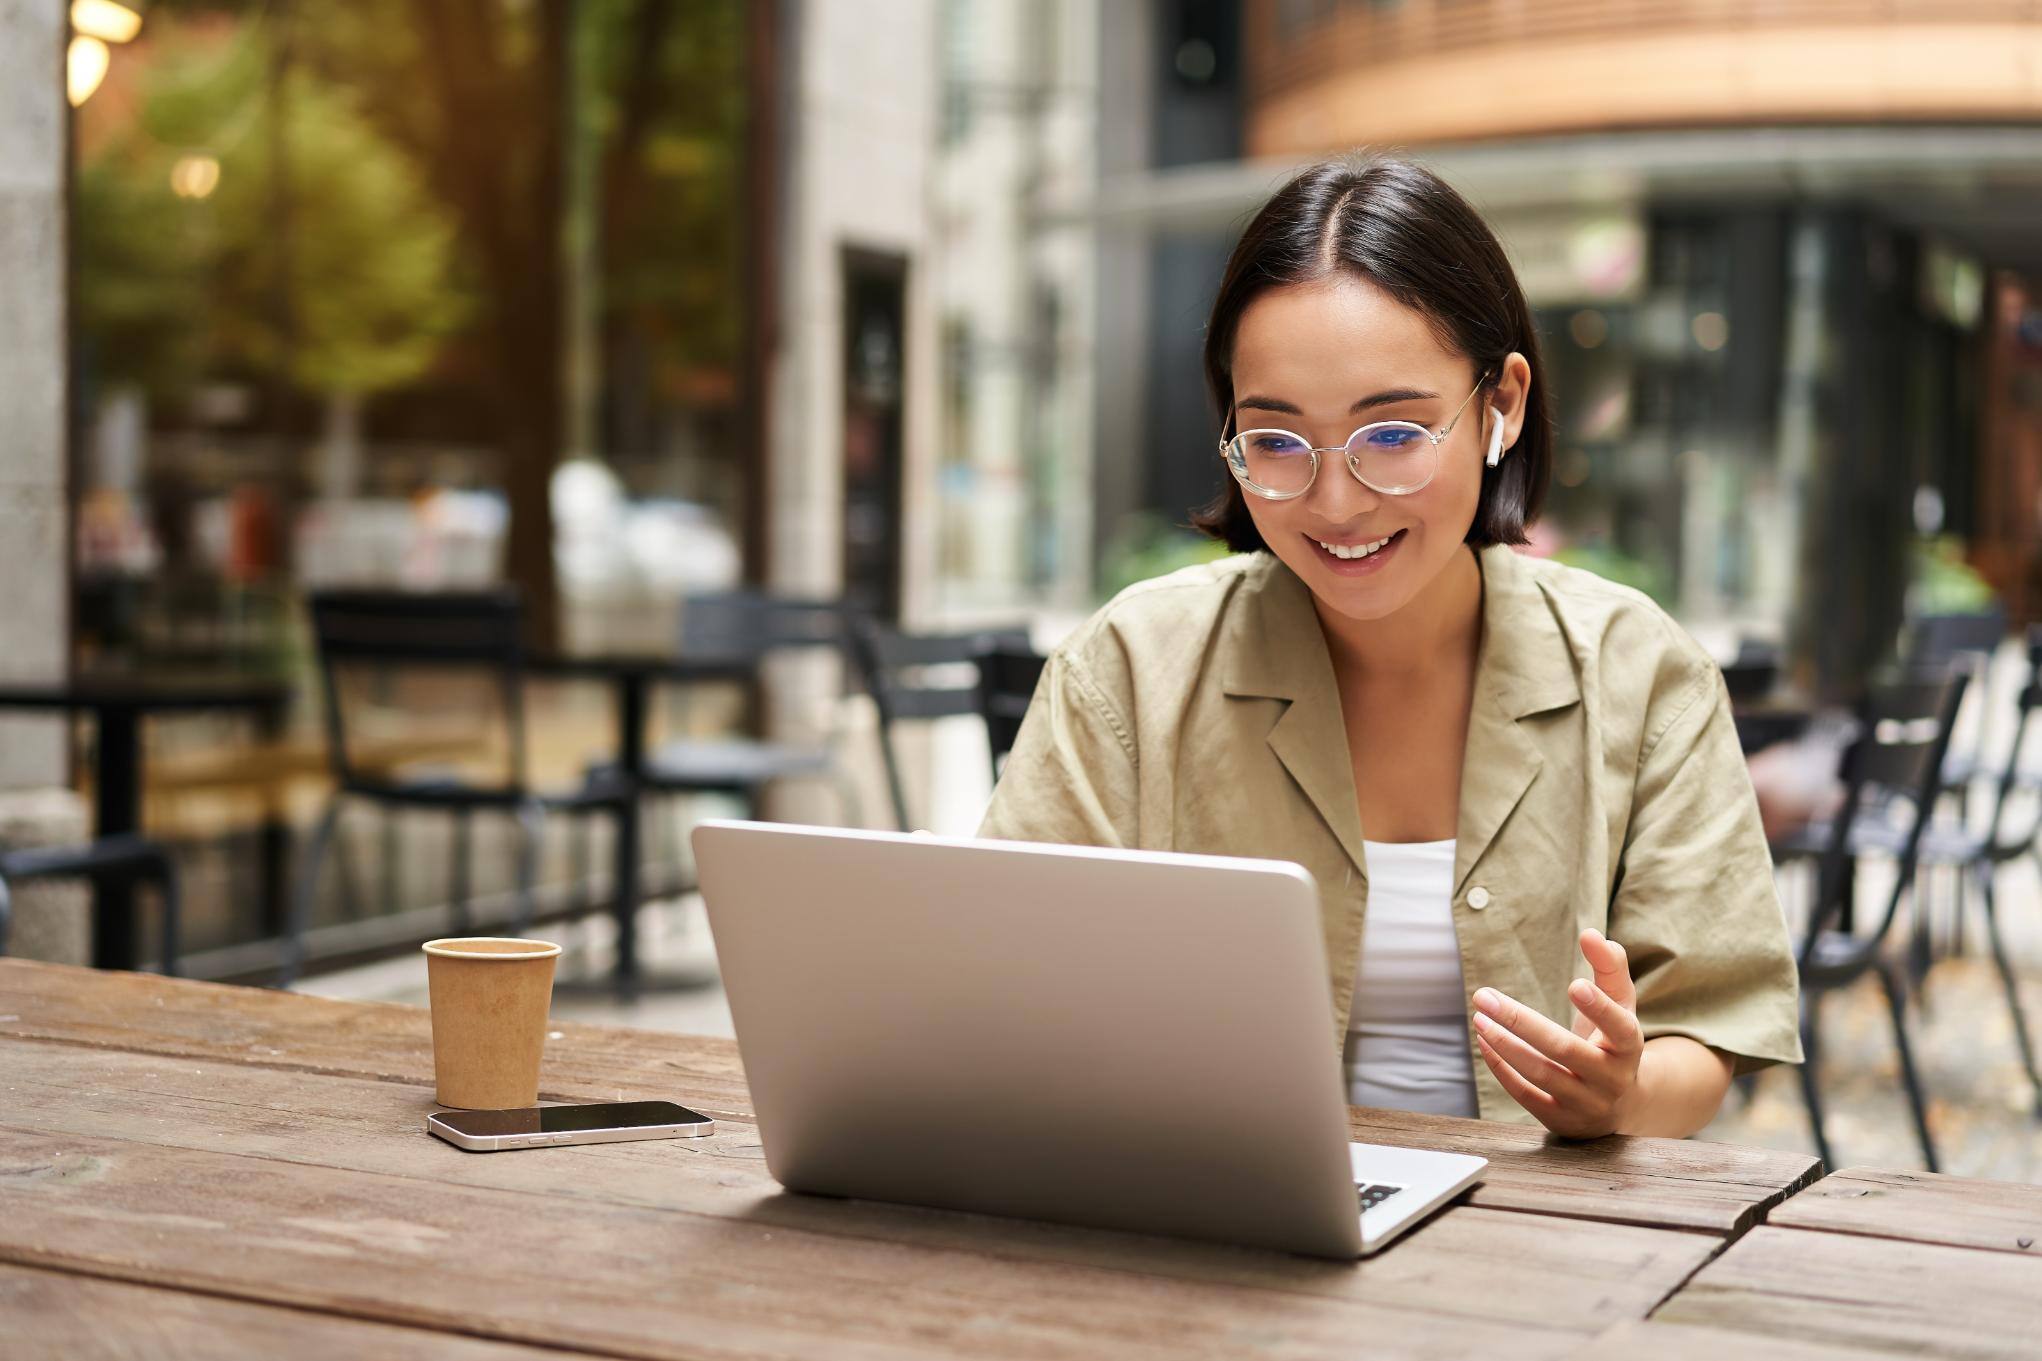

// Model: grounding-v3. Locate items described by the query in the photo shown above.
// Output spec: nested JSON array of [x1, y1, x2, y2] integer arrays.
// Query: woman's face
[[1227, 274, 1528, 628]]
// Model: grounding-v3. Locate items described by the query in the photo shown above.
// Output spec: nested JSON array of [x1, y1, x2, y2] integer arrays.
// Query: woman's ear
[[1493, 351, 1533, 454]]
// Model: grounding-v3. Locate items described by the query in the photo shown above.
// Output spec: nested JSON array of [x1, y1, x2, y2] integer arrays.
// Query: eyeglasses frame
[[1218, 371, 1492, 500]]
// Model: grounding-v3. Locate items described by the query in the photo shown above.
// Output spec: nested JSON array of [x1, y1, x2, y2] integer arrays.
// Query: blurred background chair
[[1906, 605, 2008, 795], [1720, 638, 1782, 707], [1879, 625, 2042, 1113], [1904, 608, 2007, 667], [1885, 606, 2010, 979], [975, 641, 1048, 783], [282, 590, 626, 988], [848, 621, 1032, 830], [0, 834, 182, 974], [1780, 665, 1968, 1171], [601, 589, 862, 833]]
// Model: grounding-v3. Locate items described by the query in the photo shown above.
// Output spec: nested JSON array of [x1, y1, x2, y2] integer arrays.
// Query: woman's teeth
[[1316, 532, 1396, 560]]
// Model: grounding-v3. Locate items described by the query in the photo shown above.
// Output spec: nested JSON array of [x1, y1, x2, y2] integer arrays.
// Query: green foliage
[[74, 15, 468, 399], [1098, 512, 1231, 601], [1911, 535, 1997, 614], [241, 77, 468, 394], [586, 0, 748, 379], [295, 0, 749, 391], [73, 140, 214, 394], [1551, 543, 1672, 605]]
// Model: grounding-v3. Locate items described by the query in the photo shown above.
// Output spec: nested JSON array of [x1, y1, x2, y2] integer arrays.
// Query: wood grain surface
[[0, 957, 1928, 1361], [0, 1261, 585, 1361], [0, 1036, 1714, 1302], [1764, 1166, 2042, 1256], [1566, 1318, 1911, 1361], [0, 959, 1788, 1361], [1653, 1224, 2042, 1359], [0, 960, 1818, 1233], [1343, 1105, 1818, 1234], [0, 1118, 1715, 1360]]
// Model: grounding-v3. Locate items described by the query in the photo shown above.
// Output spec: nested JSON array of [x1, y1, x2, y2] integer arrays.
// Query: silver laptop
[[691, 820, 1486, 1258]]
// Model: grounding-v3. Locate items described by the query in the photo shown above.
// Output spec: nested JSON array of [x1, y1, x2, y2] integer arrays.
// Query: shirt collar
[[1219, 544, 1582, 890], [1221, 544, 1581, 719]]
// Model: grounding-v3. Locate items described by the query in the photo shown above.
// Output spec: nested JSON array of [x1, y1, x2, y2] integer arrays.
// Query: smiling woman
[[981, 155, 1801, 1138]]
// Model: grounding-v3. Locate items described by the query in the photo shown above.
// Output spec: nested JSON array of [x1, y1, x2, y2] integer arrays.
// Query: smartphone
[[426, 1100, 715, 1152]]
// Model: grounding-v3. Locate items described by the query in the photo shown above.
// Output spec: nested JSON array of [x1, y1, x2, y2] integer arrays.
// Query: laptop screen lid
[[691, 819, 1365, 1257]]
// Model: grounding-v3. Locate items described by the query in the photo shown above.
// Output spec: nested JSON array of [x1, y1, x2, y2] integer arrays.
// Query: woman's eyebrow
[[1235, 387, 1441, 416]]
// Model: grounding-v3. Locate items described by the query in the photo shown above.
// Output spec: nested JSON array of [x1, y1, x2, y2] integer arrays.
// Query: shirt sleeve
[[1612, 661, 1804, 1075], [977, 650, 1139, 850]]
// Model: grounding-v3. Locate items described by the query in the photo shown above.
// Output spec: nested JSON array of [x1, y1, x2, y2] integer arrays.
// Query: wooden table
[[1635, 1167, 2042, 1358], [2, 959, 2022, 1359]]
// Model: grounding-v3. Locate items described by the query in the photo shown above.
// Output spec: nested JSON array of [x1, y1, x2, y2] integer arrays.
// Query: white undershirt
[[1343, 839, 1479, 1118]]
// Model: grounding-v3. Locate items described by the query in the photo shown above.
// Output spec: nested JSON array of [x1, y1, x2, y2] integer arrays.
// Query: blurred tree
[[78, 1, 752, 642], [593, 1, 746, 399], [561, 0, 750, 496], [292, 0, 570, 644], [74, 21, 465, 405], [72, 134, 212, 397]]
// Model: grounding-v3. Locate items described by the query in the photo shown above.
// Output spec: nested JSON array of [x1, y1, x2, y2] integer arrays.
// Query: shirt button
[[1467, 887, 1491, 911]]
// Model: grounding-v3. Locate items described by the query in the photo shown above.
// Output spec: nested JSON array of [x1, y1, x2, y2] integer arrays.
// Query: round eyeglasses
[[1219, 374, 1489, 500]]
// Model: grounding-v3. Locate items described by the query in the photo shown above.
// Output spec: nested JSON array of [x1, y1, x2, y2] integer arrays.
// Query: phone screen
[[438, 1100, 711, 1137]]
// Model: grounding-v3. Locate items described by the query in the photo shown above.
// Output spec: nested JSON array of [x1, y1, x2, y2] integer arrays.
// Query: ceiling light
[[71, 0, 141, 45]]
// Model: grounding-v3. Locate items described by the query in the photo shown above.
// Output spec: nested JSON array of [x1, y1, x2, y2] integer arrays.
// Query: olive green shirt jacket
[[978, 545, 1802, 1124]]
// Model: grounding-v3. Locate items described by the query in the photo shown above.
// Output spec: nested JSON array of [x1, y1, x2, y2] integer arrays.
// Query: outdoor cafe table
[[0, 673, 293, 970], [527, 651, 756, 998], [2, 958, 2035, 1359]]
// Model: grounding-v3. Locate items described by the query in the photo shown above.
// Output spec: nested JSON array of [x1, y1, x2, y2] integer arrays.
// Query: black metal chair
[[614, 590, 861, 825], [0, 834, 182, 974], [1906, 608, 2006, 668], [1720, 638, 1781, 707], [1890, 607, 2011, 986], [976, 642, 1047, 784], [282, 591, 627, 988], [1874, 625, 2042, 1114], [847, 621, 1033, 830], [1907, 606, 2006, 795], [1785, 666, 1968, 1172]]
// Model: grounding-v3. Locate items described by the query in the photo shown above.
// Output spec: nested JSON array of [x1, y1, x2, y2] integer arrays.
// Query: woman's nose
[[1307, 451, 1381, 519]]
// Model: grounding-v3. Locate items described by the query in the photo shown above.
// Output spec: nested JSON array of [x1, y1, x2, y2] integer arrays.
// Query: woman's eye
[[1250, 433, 1308, 456], [1364, 426, 1425, 451]]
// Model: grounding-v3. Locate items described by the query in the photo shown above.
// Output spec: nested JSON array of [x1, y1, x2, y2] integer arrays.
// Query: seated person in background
[[1745, 719, 1850, 844], [981, 156, 1800, 1138]]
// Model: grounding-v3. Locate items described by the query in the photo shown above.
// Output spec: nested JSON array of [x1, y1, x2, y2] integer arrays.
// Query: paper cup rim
[[422, 936, 562, 961]]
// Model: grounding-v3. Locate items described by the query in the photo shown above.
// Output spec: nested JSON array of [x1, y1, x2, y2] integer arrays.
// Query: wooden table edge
[[0, 1245, 666, 1361], [0, 1257, 627, 1361]]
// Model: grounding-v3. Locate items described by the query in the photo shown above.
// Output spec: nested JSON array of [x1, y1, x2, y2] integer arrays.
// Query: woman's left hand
[[1470, 929, 1643, 1138]]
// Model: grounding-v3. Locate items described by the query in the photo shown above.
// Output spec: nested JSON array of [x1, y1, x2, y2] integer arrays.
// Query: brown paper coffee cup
[[423, 937, 561, 1109]]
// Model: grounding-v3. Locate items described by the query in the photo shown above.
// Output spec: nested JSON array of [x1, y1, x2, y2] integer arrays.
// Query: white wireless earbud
[[1484, 407, 1507, 467]]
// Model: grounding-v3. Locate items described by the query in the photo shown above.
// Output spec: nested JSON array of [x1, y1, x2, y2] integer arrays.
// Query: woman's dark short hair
[[1192, 154, 1552, 552]]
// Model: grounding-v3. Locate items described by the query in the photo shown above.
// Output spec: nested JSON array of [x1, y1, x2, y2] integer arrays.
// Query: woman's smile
[[1307, 527, 1408, 575]]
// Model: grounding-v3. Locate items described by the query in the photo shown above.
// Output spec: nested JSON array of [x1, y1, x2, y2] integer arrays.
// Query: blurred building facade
[[1058, 0, 2042, 699], [756, 0, 1099, 629], [932, 0, 1100, 619]]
